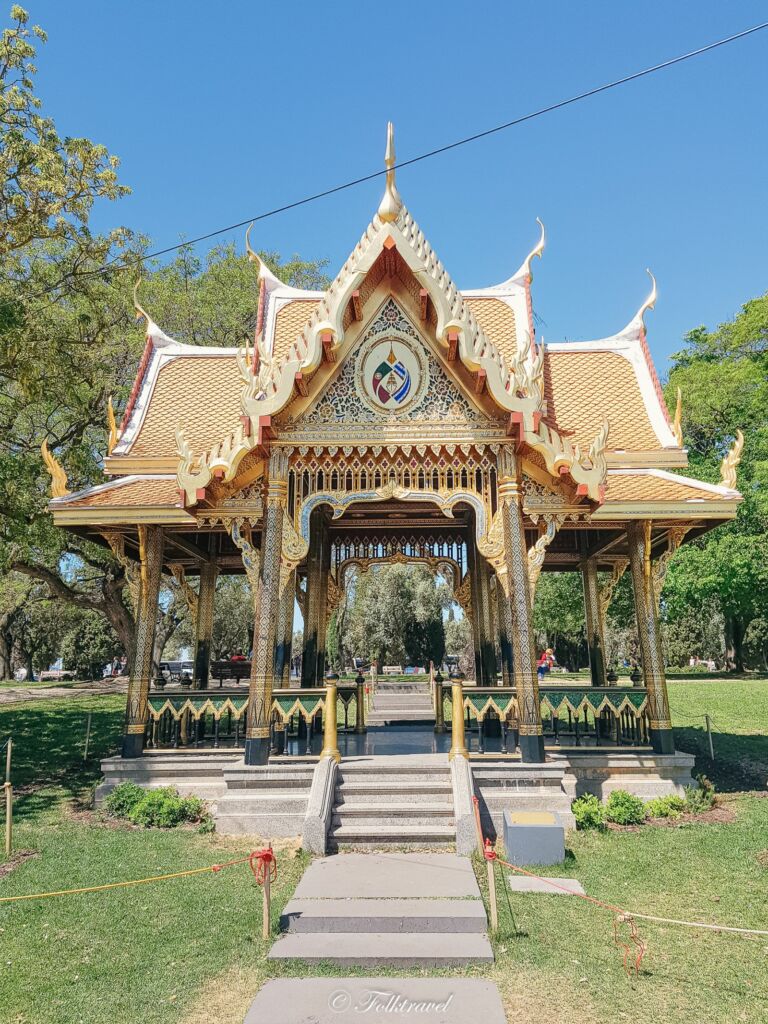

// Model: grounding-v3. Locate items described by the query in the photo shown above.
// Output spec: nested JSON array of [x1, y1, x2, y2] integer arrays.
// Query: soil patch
[[0, 849, 38, 878]]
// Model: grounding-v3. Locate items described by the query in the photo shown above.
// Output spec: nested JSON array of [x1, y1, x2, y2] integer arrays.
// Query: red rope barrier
[[473, 797, 646, 977]]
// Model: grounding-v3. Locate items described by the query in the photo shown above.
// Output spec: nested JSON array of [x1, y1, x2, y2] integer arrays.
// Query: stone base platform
[[244, 979, 506, 1024], [559, 750, 696, 799]]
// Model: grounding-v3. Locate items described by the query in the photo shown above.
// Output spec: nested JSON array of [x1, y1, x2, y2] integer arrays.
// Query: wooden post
[[705, 714, 715, 760], [4, 737, 12, 859], [83, 711, 93, 761], [262, 845, 272, 940], [487, 860, 498, 932]]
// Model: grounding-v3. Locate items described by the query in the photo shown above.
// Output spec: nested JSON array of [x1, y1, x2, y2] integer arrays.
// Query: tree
[[0, 7, 329, 677], [341, 564, 446, 668], [663, 293, 768, 670], [532, 573, 587, 671]]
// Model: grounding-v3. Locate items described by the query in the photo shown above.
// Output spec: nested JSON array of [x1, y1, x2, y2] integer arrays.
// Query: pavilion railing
[[439, 682, 651, 754], [144, 683, 364, 754]]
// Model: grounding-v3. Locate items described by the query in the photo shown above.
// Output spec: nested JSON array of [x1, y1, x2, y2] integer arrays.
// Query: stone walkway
[[268, 852, 494, 966], [0, 678, 127, 705]]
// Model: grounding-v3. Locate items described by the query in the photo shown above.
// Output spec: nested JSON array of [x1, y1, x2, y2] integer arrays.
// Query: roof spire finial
[[635, 268, 657, 330], [377, 121, 402, 224], [133, 277, 151, 326], [522, 217, 546, 282]]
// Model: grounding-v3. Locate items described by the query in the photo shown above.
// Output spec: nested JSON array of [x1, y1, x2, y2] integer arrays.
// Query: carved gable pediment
[[279, 298, 504, 444]]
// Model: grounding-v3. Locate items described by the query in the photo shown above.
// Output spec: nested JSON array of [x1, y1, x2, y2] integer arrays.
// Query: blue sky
[[28, 1, 768, 372]]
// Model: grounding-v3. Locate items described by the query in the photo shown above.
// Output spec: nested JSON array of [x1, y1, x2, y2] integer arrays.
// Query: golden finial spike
[[41, 439, 70, 498], [377, 121, 402, 224], [720, 429, 744, 489], [635, 269, 657, 330], [245, 221, 258, 263], [133, 277, 151, 326], [672, 386, 683, 446], [522, 217, 546, 282], [107, 396, 119, 455]]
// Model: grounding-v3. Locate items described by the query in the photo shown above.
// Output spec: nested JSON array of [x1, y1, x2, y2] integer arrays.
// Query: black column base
[[519, 732, 545, 763], [244, 736, 270, 765], [650, 726, 675, 755], [121, 732, 144, 758]]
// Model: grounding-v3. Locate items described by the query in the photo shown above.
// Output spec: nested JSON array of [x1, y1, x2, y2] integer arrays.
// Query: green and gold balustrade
[[439, 682, 651, 754], [144, 685, 361, 752]]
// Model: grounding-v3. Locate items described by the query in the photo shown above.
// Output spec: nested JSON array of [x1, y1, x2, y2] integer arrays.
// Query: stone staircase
[[366, 679, 435, 725], [214, 759, 315, 836], [329, 759, 455, 848], [269, 852, 493, 966]]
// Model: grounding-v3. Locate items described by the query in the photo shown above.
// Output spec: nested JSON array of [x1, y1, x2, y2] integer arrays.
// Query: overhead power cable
[[46, 20, 768, 287]]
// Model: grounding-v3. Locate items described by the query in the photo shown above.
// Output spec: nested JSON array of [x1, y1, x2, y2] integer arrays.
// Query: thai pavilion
[[47, 125, 741, 838]]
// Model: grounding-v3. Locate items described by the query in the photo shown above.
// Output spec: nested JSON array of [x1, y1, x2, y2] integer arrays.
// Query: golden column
[[274, 565, 294, 689], [495, 573, 513, 688], [244, 451, 289, 765], [122, 525, 165, 758], [193, 560, 218, 689], [478, 555, 498, 684], [581, 557, 606, 687], [496, 449, 545, 762], [466, 542, 486, 684], [301, 511, 324, 687], [627, 521, 674, 754]]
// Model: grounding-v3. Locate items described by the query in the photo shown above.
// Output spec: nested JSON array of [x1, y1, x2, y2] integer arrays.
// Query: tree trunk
[[724, 615, 746, 673], [0, 629, 11, 680], [101, 579, 137, 674]]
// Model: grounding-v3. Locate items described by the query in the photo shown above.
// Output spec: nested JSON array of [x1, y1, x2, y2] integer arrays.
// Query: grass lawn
[[0, 684, 766, 1024]]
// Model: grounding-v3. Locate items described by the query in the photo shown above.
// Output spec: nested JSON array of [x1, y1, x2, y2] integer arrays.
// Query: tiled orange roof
[[604, 473, 726, 503], [126, 355, 243, 459], [59, 478, 179, 508], [544, 350, 662, 451], [272, 299, 318, 361], [463, 297, 517, 367]]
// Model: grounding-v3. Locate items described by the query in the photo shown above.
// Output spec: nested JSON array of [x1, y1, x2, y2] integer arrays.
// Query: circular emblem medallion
[[355, 335, 428, 415]]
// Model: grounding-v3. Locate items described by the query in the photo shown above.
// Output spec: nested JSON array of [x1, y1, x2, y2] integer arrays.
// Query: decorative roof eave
[[177, 212, 608, 505]]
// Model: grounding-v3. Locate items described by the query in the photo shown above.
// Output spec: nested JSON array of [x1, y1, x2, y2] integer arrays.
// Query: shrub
[[572, 793, 607, 831], [684, 775, 716, 814], [107, 786, 208, 829], [645, 795, 686, 819], [103, 781, 145, 818], [605, 789, 645, 826]]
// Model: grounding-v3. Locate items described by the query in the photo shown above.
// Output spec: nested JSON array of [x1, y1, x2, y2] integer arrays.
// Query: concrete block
[[267, 931, 494, 966], [503, 809, 565, 866], [293, 853, 480, 900], [244, 978, 506, 1024]]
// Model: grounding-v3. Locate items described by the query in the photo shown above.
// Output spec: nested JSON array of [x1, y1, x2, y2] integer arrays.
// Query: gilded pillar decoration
[[274, 564, 295, 688], [477, 554, 498, 684], [650, 527, 689, 613], [316, 517, 331, 683], [466, 542, 485, 685], [122, 525, 164, 758], [581, 558, 606, 688], [627, 520, 674, 754], [102, 531, 140, 615], [192, 561, 218, 689], [526, 515, 562, 598], [301, 512, 324, 688], [495, 571, 513, 687], [496, 448, 544, 762], [244, 451, 289, 765]]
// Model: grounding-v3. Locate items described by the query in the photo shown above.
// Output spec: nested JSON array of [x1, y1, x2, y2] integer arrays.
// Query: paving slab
[[267, 931, 494, 966], [293, 852, 480, 900], [281, 897, 487, 933], [506, 875, 586, 895], [245, 977, 505, 1023]]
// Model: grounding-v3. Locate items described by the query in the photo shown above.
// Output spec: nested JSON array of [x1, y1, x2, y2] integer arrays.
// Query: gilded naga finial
[[635, 269, 657, 331], [521, 217, 546, 283], [133, 277, 151, 326], [672, 387, 683, 446], [720, 430, 744, 489], [377, 121, 402, 224], [107, 396, 119, 455], [41, 439, 70, 498]]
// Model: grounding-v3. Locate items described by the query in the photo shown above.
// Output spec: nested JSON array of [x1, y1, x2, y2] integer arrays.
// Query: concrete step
[[280, 898, 486, 934], [329, 824, 456, 845], [336, 781, 452, 803], [366, 712, 436, 724], [268, 931, 493, 966], [216, 793, 310, 815]]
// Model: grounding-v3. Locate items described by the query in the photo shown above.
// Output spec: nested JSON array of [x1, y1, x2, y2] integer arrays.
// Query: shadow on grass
[[0, 696, 123, 822], [673, 724, 768, 792]]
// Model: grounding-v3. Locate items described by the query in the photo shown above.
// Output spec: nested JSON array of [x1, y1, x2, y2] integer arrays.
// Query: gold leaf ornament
[[41, 439, 70, 498]]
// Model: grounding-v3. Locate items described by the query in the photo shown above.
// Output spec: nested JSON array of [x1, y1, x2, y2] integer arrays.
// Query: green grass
[[1, 682, 766, 1024]]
